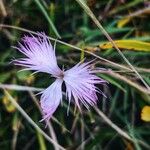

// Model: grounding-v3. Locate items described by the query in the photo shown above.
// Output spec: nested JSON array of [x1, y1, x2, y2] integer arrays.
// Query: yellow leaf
[[17, 71, 35, 84], [99, 40, 150, 52], [2, 93, 17, 113], [141, 106, 150, 122], [12, 113, 21, 131], [123, 139, 134, 150], [84, 46, 99, 52], [117, 7, 150, 28], [117, 18, 131, 28], [26, 75, 35, 84]]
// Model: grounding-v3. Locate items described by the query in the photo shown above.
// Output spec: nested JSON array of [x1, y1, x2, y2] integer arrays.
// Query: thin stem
[[34, 0, 61, 38], [94, 106, 150, 149], [75, 0, 150, 91], [92, 69, 150, 96], [4, 89, 65, 150], [0, 24, 132, 72], [0, 83, 44, 91], [0, 84, 69, 134], [123, 6, 150, 18], [103, 71, 150, 95], [29, 91, 60, 150], [0, 0, 7, 17]]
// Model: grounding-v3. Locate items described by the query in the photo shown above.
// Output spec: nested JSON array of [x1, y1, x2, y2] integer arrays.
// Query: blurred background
[[0, 0, 150, 150]]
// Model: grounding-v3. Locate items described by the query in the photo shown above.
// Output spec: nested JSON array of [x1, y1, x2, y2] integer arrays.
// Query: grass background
[[0, 0, 150, 150]]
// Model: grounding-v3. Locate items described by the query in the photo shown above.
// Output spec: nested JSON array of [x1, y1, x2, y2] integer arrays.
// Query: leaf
[[141, 106, 150, 122], [123, 139, 134, 150], [12, 113, 21, 131], [34, 0, 61, 38], [117, 18, 130, 28], [109, 0, 143, 15], [2, 92, 17, 113], [0, 72, 11, 83], [17, 71, 34, 84], [117, 7, 150, 28], [36, 130, 47, 150], [99, 40, 150, 52], [79, 26, 131, 37], [98, 74, 126, 92]]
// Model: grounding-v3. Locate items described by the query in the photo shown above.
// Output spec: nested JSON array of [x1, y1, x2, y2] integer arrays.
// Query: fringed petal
[[64, 61, 107, 109], [40, 79, 63, 122], [14, 33, 62, 77]]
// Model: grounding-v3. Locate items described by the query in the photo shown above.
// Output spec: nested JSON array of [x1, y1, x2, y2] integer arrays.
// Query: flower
[[14, 33, 107, 122]]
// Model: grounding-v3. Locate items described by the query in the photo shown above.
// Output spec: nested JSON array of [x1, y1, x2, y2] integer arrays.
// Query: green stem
[[34, 0, 61, 38], [4, 90, 65, 150], [75, 0, 150, 91]]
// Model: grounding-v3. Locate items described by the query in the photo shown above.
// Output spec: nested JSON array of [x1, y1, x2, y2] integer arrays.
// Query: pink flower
[[14, 33, 107, 121]]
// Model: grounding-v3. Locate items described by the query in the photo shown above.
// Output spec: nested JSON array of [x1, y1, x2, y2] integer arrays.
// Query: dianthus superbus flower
[[14, 33, 107, 122]]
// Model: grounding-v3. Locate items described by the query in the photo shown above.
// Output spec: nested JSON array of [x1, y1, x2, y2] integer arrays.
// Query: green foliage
[[0, 0, 150, 150]]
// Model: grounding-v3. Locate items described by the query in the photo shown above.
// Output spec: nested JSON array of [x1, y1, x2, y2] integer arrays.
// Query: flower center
[[59, 72, 64, 79]]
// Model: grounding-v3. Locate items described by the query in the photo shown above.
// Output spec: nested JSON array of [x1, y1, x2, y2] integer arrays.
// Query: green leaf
[[98, 74, 126, 92], [17, 71, 33, 82], [0, 72, 11, 83], [36, 130, 47, 150]]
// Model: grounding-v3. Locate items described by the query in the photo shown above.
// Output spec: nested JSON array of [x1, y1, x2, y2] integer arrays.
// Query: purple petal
[[40, 79, 63, 122], [14, 33, 62, 77], [63, 61, 107, 109]]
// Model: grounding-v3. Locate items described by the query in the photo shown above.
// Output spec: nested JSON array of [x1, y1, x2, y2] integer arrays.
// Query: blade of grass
[[12, 113, 20, 150], [122, 6, 150, 18], [0, 0, 7, 17], [94, 106, 150, 149], [34, 0, 61, 38], [36, 130, 47, 150], [0, 84, 70, 133], [3, 89, 65, 150], [0, 24, 133, 72], [75, 0, 150, 91], [106, 71, 150, 96], [0, 83, 44, 91], [109, 0, 143, 15], [28, 91, 60, 150]]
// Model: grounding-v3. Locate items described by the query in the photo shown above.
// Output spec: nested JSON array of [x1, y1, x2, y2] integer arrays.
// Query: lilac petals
[[14, 33, 62, 76], [64, 62, 107, 109], [14, 33, 107, 122], [40, 79, 63, 121]]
